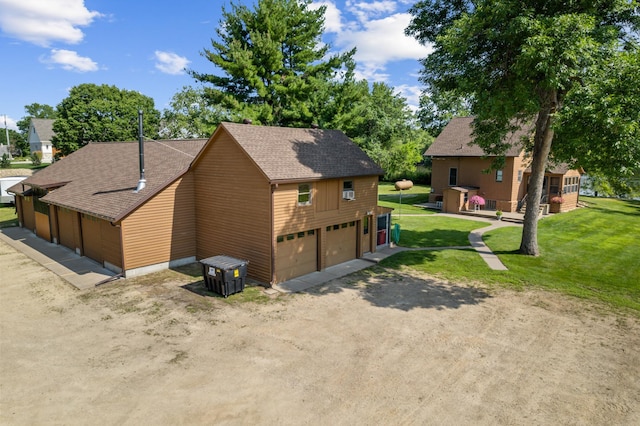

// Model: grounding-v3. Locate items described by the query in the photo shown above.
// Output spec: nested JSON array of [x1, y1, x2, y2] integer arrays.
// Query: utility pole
[[3, 115, 9, 146]]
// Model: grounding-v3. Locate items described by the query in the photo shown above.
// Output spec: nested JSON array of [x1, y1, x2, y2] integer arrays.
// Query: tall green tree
[[53, 84, 160, 155], [16, 103, 57, 134], [190, 0, 354, 127], [407, 0, 640, 256], [160, 86, 230, 139]]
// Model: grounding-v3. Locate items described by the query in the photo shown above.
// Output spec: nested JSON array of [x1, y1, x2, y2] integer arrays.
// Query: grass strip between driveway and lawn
[[380, 196, 640, 314]]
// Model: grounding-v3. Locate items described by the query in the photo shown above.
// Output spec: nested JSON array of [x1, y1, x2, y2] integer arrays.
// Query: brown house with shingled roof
[[10, 122, 389, 285], [425, 117, 582, 214]]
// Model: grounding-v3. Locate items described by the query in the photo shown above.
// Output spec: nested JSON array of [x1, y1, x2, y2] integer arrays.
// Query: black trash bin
[[199, 255, 248, 297]]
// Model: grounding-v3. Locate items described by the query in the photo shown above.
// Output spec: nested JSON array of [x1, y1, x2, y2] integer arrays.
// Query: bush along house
[[8, 122, 390, 285], [424, 117, 582, 215]]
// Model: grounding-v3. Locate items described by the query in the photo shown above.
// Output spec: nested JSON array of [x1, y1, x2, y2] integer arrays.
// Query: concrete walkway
[[0, 227, 117, 290]]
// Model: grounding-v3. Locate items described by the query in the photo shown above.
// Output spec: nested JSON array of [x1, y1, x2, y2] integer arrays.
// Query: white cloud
[[311, 1, 343, 33], [2, 115, 18, 131], [347, 0, 397, 24], [395, 84, 423, 111], [336, 13, 432, 69], [0, 0, 101, 47], [41, 49, 99, 72], [154, 51, 190, 75]]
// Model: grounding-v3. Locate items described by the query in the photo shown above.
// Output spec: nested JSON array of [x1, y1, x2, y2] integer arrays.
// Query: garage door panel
[[276, 232, 317, 282], [81, 215, 102, 263], [326, 224, 357, 268]]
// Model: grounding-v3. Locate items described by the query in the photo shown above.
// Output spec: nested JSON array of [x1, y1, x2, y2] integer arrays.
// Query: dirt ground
[[1, 240, 639, 425]]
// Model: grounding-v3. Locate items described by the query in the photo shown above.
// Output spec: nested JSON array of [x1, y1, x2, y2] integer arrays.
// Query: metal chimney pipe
[[134, 110, 146, 192]]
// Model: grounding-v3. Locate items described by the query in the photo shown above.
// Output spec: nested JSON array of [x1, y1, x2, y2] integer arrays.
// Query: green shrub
[[0, 153, 10, 168], [30, 152, 42, 166]]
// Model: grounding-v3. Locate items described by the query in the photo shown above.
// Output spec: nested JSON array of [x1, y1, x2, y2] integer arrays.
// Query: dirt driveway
[[1, 239, 639, 425]]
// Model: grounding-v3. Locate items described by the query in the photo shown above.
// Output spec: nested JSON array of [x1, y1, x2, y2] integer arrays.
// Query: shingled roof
[[217, 122, 384, 182], [425, 117, 529, 157], [13, 139, 206, 222], [30, 118, 55, 141]]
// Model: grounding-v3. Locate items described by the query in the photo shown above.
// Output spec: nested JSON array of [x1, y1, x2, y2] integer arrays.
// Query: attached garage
[[81, 214, 103, 263], [325, 222, 357, 268], [276, 229, 318, 282], [57, 207, 77, 251]]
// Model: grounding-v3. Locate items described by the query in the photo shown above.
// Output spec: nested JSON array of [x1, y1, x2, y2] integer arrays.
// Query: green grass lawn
[[0, 204, 18, 228], [380, 197, 640, 314], [378, 181, 437, 216]]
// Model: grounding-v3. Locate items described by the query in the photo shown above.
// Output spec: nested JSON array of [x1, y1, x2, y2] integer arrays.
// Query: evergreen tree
[[190, 0, 353, 127]]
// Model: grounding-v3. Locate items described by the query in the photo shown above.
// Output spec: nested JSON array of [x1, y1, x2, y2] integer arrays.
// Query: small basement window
[[298, 183, 312, 206]]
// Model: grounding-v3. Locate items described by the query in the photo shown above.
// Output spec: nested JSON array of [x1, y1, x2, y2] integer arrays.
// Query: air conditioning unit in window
[[343, 190, 355, 200]]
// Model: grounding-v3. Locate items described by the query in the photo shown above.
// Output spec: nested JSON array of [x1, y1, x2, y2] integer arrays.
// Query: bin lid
[[199, 255, 248, 269]]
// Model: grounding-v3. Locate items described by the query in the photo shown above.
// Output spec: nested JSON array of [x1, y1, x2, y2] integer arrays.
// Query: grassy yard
[[381, 197, 640, 314], [378, 181, 437, 216], [0, 205, 18, 228]]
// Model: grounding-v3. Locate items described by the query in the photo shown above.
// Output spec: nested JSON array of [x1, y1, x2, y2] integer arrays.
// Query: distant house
[[9, 122, 389, 284], [27, 118, 55, 162], [425, 117, 582, 214]]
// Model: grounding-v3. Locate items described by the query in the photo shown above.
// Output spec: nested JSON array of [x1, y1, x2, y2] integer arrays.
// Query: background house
[[425, 117, 582, 214], [9, 123, 387, 285], [28, 118, 55, 162]]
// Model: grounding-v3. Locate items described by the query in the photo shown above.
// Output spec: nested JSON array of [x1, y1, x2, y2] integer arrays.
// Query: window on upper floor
[[496, 170, 503, 182], [518, 170, 523, 182], [449, 168, 458, 186], [342, 180, 355, 200], [298, 183, 312, 206]]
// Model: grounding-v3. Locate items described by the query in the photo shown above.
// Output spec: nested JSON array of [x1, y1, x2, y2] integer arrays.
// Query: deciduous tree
[[407, 0, 639, 255], [53, 84, 160, 155]]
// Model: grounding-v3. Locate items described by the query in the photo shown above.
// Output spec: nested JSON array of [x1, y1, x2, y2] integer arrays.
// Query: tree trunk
[[519, 89, 557, 256]]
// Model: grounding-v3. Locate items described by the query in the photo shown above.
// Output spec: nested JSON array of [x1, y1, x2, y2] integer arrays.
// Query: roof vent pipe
[[134, 110, 146, 193]]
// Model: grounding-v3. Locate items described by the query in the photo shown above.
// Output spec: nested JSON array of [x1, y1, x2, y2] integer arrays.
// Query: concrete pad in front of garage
[[273, 246, 406, 293], [0, 227, 117, 290]]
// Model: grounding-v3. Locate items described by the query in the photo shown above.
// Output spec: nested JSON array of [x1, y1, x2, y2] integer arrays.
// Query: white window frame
[[298, 183, 312, 206], [496, 170, 503, 182]]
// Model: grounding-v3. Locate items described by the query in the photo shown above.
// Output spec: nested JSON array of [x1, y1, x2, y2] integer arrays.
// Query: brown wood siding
[[81, 214, 102, 262], [193, 132, 272, 283], [35, 212, 51, 241], [273, 176, 378, 235], [315, 180, 339, 212], [49, 206, 58, 244], [431, 157, 525, 211], [120, 175, 195, 271], [57, 207, 76, 251], [21, 196, 35, 231], [101, 220, 122, 269], [273, 176, 378, 277]]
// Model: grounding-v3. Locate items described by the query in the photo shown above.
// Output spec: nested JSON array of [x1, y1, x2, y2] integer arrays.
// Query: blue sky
[[0, 0, 432, 130]]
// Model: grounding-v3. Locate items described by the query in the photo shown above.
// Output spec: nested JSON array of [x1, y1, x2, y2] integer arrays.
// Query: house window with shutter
[[298, 183, 312, 206], [449, 168, 458, 186]]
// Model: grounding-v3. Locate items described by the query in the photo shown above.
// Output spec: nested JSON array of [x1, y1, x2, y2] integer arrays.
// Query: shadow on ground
[[308, 267, 492, 312]]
